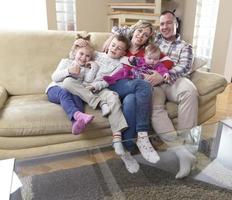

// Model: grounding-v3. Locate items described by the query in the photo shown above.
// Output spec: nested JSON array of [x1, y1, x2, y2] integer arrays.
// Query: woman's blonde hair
[[129, 20, 155, 47]]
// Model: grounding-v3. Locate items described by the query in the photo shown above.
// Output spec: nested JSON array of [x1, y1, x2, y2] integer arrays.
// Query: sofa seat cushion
[[0, 94, 110, 137], [0, 130, 113, 150]]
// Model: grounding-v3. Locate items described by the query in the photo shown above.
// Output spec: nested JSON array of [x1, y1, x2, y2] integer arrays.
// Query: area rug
[[11, 158, 232, 200]]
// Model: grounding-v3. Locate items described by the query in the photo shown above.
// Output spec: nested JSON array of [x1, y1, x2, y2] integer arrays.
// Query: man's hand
[[68, 66, 81, 76], [143, 71, 164, 86]]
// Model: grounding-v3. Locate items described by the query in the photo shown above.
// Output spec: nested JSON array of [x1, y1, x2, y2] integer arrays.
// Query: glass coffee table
[[10, 119, 232, 200]]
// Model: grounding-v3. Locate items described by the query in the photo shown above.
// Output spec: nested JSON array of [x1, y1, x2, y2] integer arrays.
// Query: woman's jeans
[[47, 86, 84, 121], [109, 79, 153, 151]]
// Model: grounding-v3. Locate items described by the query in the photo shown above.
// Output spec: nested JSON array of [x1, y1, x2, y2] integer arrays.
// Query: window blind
[[193, 0, 219, 69], [56, 0, 76, 31]]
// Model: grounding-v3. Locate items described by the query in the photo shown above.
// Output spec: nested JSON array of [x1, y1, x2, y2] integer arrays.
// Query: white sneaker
[[101, 103, 111, 117]]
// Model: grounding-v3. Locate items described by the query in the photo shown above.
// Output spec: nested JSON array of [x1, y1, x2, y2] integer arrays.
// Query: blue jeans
[[121, 94, 136, 151], [47, 86, 84, 121], [109, 79, 153, 151]]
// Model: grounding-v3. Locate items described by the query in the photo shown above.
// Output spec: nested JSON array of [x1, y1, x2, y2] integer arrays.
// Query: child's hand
[[144, 71, 164, 86], [120, 56, 131, 66], [68, 66, 81, 75], [85, 62, 92, 68], [128, 56, 135, 63], [85, 61, 96, 69], [85, 85, 97, 93], [74, 38, 89, 47], [163, 73, 170, 83]]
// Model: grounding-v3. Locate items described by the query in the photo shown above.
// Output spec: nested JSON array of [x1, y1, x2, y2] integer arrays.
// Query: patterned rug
[[11, 158, 232, 200]]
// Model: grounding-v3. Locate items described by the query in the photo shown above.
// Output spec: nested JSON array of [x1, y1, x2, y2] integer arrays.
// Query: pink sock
[[72, 119, 85, 135], [74, 111, 94, 125]]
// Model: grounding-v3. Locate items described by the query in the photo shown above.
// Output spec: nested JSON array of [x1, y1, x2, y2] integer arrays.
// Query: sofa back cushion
[[0, 31, 110, 95]]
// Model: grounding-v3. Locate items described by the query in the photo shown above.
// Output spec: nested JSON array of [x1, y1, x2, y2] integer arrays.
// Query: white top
[[90, 51, 124, 91], [45, 58, 99, 93]]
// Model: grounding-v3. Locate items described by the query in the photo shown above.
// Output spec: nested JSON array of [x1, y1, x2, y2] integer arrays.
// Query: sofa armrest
[[190, 70, 227, 96], [0, 86, 8, 109]]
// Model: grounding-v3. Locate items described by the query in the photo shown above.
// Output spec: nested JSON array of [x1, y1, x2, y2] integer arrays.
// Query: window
[[0, 0, 47, 30], [193, 0, 219, 69], [56, 0, 76, 31]]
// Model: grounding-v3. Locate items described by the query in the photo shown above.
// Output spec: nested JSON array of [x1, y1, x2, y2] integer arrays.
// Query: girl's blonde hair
[[69, 33, 95, 60], [129, 20, 155, 47]]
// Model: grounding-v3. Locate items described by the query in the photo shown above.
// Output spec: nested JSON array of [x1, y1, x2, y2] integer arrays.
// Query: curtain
[[192, 0, 219, 69], [56, 0, 76, 31]]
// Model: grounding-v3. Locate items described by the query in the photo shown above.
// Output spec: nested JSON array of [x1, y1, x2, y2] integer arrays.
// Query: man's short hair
[[161, 10, 180, 34], [161, 10, 177, 21]]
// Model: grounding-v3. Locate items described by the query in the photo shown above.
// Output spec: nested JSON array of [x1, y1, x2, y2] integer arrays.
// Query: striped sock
[[112, 132, 125, 155]]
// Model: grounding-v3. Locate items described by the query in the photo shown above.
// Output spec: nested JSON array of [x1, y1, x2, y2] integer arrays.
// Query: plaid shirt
[[154, 34, 193, 82]]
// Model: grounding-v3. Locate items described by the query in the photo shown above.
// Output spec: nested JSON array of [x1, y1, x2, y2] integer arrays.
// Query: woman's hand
[[74, 38, 89, 47], [143, 71, 164, 86]]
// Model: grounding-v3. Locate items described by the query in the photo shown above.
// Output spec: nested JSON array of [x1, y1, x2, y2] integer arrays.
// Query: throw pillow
[[189, 57, 207, 74]]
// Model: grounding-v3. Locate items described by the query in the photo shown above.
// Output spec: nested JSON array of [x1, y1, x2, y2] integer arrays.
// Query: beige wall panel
[[76, 0, 108, 32], [162, 0, 196, 44], [181, 0, 196, 44], [46, 0, 57, 30]]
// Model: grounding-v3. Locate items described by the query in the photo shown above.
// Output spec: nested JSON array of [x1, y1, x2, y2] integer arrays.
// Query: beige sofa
[[0, 30, 227, 159]]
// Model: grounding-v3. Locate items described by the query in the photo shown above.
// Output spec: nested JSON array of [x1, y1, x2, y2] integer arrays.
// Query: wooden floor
[[204, 83, 232, 124]]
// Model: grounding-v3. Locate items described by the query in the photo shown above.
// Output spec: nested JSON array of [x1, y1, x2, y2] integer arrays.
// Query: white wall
[[224, 26, 232, 82], [0, 0, 47, 30], [211, 0, 232, 81]]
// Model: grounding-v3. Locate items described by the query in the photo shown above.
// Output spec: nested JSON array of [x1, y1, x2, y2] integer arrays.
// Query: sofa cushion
[[89, 32, 110, 51], [0, 94, 110, 137], [0, 31, 87, 96], [191, 70, 227, 95], [0, 86, 7, 110], [189, 57, 207, 74]]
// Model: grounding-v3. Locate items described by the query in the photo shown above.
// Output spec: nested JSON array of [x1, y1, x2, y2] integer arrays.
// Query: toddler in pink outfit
[[103, 44, 173, 84]]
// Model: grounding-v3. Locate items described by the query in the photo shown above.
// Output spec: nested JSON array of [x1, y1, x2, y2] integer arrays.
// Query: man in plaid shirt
[[146, 10, 198, 179]]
